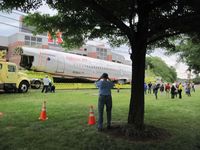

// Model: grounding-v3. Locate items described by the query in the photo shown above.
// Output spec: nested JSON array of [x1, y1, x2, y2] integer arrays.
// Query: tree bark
[[127, 6, 148, 130], [128, 39, 147, 129]]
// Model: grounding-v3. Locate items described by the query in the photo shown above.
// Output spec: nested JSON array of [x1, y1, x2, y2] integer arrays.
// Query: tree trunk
[[127, 7, 148, 129], [128, 40, 147, 129]]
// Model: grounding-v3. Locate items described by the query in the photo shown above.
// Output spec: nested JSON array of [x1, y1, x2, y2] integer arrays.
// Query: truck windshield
[[20, 55, 34, 69], [8, 65, 16, 72]]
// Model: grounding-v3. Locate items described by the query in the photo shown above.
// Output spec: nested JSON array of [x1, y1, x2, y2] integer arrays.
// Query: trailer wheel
[[18, 81, 29, 93], [32, 80, 41, 89]]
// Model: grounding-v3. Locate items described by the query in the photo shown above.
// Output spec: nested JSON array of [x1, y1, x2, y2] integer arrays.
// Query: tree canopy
[[1, 0, 200, 130], [1, 1, 200, 48], [166, 34, 200, 76]]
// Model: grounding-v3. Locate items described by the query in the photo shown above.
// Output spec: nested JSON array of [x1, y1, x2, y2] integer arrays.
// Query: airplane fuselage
[[20, 47, 132, 82]]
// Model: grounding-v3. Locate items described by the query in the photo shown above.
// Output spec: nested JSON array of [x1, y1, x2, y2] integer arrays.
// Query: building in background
[[0, 15, 131, 66]]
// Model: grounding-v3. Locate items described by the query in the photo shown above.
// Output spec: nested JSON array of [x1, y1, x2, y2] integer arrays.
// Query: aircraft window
[[0, 64, 2, 70], [8, 65, 16, 72], [47, 57, 51, 61]]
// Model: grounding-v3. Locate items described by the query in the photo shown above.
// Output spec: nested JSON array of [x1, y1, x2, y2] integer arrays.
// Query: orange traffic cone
[[88, 105, 96, 125], [39, 101, 48, 121]]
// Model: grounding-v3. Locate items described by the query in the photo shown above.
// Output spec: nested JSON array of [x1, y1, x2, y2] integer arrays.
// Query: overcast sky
[[0, 5, 190, 79]]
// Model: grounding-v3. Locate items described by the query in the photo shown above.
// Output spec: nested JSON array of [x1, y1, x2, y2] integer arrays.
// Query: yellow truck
[[0, 59, 30, 93]]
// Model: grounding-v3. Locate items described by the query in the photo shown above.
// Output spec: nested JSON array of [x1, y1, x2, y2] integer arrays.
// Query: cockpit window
[[20, 55, 34, 69]]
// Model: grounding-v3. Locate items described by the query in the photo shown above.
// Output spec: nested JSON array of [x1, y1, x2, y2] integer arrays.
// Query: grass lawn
[[0, 88, 200, 150]]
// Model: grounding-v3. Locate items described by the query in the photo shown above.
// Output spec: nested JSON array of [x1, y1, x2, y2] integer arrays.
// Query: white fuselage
[[20, 47, 132, 82]]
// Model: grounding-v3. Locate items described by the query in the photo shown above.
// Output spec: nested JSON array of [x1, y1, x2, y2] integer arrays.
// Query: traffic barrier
[[39, 101, 48, 121], [88, 105, 96, 125], [54, 83, 131, 90]]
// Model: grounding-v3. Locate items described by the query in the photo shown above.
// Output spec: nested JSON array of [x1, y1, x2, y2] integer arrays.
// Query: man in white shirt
[[41, 75, 51, 93]]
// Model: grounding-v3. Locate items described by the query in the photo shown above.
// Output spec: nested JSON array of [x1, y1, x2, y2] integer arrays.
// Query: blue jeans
[[98, 95, 112, 129]]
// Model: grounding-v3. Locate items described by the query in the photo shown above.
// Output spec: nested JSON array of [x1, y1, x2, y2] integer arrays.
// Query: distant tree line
[[146, 57, 177, 82], [193, 77, 200, 84]]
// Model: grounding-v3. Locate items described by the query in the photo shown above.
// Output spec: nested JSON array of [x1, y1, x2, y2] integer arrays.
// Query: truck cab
[[0, 59, 30, 93]]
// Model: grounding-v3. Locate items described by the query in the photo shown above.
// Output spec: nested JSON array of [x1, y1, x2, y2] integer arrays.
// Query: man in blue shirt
[[95, 73, 114, 131]]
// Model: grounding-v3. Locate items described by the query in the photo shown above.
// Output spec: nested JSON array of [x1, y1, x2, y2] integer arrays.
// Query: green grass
[[0, 88, 200, 150]]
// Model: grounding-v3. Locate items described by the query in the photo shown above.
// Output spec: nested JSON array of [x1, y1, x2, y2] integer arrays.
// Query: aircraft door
[[37, 53, 57, 73], [56, 55, 65, 73], [37, 53, 47, 71], [45, 55, 57, 73]]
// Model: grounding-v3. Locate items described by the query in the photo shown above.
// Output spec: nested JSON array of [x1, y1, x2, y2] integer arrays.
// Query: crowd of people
[[144, 81, 195, 99]]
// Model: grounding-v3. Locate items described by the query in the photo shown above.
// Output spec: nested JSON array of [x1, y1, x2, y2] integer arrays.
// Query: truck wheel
[[18, 81, 29, 93], [33, 80, 41, 89]]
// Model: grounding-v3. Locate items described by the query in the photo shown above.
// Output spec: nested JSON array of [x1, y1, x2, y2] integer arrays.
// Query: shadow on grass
[[100, 122, 172, 143]]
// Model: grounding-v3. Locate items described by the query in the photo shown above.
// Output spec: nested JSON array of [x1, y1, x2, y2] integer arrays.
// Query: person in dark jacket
[[171, 84, 176, 99], [148, 82, 152, 94], [153, 83, 160, 99]]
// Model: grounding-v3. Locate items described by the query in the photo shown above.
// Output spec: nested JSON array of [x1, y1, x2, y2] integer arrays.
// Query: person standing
[[171, 84, 176, 99], [153, 83, 160, 99], [148, 82, 152, 94], [95, 73, 114, 131], [165, 83, 171, 97], [160, 83, 164, 95], [185, 83, 191, 96], [144, 82, 147, 95], [41, 75, 51, 93], [191, 82, 195, 92], [178, 82, 183, 99]]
